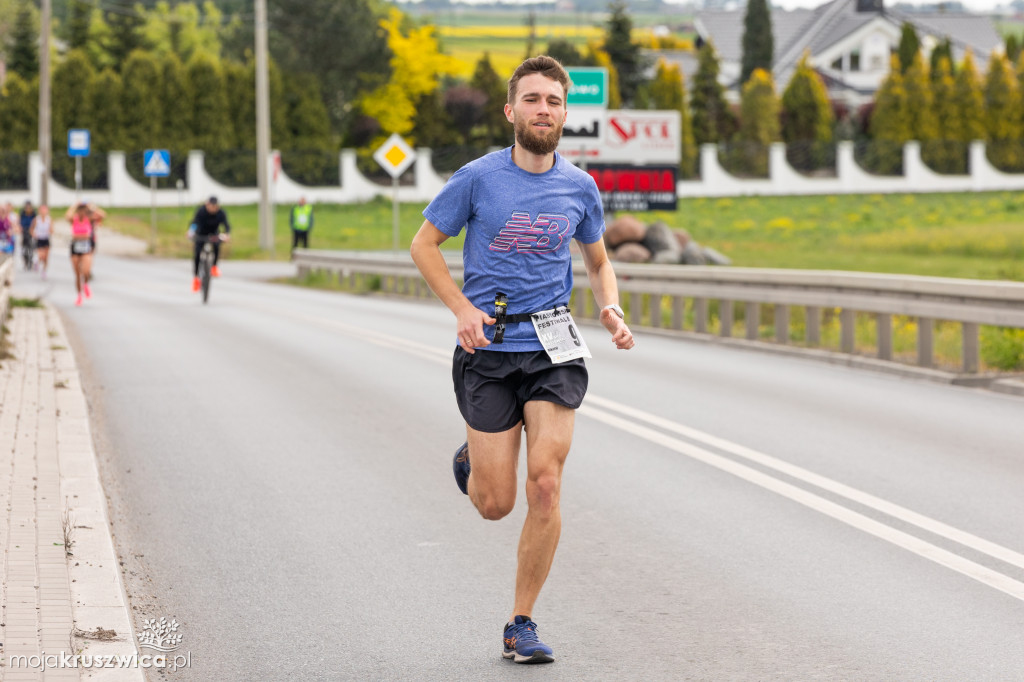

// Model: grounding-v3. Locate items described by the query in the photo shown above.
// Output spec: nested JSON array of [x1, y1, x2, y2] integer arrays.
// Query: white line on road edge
[[585, 394, 1024, 574], [280, 308, 1024, 601], [578, 403, 1024, 603]]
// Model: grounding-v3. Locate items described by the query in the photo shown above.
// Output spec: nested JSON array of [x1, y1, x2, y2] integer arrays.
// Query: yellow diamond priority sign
[[373, 133, 416, 178]]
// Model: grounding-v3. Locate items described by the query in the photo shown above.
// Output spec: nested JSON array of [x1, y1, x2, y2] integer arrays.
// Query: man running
[[188, 196, 231, 292], [410, 55, 635, 664]]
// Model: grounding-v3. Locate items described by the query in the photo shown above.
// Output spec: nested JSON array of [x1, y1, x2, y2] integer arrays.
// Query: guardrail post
[[962, 322, 980, 373], [917, 317, 934, 367], [720, 300, 734, 337], [806, 306, 820, 345], [745, 302, 759, 340], [630, 292, 643, 326], [877, 313, 893, 360], [672, 296, 684, 330], [695, 298, 708, 333], [774, 305, 789, 344], [840, 309, 855, 353], [647, 292, 663, 327]]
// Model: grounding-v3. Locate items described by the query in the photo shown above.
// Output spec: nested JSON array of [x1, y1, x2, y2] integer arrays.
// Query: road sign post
[[144, 149, 171, 253], [67, 129, 90, 202], [373, 134, 416, 253]]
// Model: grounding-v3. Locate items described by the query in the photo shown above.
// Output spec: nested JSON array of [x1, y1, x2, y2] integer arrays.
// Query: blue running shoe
[[503, 616, 554, 663], [453, 442, 470, 495]]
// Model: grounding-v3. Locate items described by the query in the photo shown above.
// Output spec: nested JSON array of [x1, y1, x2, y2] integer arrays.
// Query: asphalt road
[[20, 251, 1024, 681]]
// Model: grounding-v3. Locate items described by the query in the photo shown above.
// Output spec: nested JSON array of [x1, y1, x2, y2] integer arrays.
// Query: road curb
[[0, 305, 143, 681], [48, 304, 144, 681]]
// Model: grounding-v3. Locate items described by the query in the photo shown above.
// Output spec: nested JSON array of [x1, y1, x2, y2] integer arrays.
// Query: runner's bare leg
[[466, 424, 522, 521], [513, 400, 574, 619]]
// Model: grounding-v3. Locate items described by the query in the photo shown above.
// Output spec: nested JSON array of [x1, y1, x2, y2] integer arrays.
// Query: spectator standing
[[290, 196, 314, 252]]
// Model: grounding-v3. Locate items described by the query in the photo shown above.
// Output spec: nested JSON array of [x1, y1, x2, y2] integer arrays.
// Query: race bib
[[71, 238, 93, 255], [531, 307, 591, 364]]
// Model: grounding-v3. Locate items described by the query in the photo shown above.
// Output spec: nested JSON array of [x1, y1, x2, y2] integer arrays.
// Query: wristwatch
[[603, 304, 624, 319]]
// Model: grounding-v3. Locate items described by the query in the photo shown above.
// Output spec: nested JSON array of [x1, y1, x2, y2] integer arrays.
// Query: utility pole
[[39, 0, 52, 206], [255, 0, 273, 253]]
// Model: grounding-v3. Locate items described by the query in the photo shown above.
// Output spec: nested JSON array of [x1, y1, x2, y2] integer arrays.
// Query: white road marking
[[275, 307, 1024, 601], [578, 403, 1024, 603], [585, 394, 1024, 573]]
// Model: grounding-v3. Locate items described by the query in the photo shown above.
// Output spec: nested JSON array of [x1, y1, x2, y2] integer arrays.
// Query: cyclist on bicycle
[[188, 196, 231, 292]]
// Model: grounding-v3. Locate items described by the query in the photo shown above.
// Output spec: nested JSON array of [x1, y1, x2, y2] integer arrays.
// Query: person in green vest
[[289, 196, 314, 252]]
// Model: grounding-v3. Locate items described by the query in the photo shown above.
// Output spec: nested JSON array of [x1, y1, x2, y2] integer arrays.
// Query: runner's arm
[[578, 238, 635, 350], [410, 219, 495, 354]]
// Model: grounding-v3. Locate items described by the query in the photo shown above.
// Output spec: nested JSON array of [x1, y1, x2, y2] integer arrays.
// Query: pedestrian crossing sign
[[373, 134, 416, 178], [144, 149, 171, 177]]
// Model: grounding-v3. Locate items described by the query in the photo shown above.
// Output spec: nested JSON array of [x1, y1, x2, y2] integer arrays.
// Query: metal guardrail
[[293, 249, 1024, 375]]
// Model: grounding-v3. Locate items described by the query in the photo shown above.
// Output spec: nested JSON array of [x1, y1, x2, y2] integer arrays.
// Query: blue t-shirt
[[424, 147, 605, 352]]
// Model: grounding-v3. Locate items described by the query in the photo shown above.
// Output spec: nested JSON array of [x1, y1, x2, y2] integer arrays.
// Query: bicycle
[[195, 234, 220, 304]]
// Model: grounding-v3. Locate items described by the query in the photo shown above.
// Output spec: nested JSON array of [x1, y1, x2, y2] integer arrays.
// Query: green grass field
[[104, 191, 1024, 282]]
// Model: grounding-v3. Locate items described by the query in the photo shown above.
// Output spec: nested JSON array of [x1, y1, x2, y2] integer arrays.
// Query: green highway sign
[[567, 68, 608, 108]]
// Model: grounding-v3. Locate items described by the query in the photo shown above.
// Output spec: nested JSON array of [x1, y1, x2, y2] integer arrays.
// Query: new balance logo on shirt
[[489, 212, 570, 254]]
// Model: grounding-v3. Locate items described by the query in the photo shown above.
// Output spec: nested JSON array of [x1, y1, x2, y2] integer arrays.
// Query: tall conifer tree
[[691, 42, 734, 145], [868, 56, 911, 174], [925, 56, 963, 173], [650, 59, 697, 178], [0, 74, 38, 152], [603, 0, 646, 105], [119, 50, 163, 154], [904, 52, 937, 144], [471, 54, 510, 146], [983, 53, 1023, 171], [897, 23, 920, 74], [9, 4, 39, 80], [781, 54, 833, 171], [736, 68, 779, 176], [952, 51, 986, 145], [741, 0, 773, 84]]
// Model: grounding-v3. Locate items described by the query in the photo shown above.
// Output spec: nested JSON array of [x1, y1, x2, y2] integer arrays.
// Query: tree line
[[689, 23, 1024, 179], [1, 0, 1023, 189]]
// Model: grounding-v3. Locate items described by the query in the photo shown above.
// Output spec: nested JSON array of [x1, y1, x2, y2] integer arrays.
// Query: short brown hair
[[507, 55, 572, 104]]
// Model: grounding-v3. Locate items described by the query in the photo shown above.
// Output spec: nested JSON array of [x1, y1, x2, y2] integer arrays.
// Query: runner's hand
[[600, 308, 635, 350], [220, 233, 230, 242], [456, 306, 495, 354]]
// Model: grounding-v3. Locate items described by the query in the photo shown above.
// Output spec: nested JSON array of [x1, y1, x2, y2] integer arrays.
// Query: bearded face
[[513, 113, 564, 156], [505, 73, 568, 158]]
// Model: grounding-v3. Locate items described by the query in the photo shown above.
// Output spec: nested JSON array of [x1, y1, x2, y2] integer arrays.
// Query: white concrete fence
[[4, 139, 1024, 208], [292, 249, 1024, 381]]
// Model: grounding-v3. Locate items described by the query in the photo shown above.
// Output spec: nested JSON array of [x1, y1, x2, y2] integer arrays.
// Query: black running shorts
[[452, 347, 589, 433]]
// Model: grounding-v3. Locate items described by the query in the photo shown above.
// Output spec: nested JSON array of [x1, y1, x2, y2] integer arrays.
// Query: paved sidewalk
[[1, 304, 142, 681]]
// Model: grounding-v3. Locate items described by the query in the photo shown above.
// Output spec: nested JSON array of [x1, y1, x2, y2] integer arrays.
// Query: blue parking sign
[[68, 129, 90, 157]]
